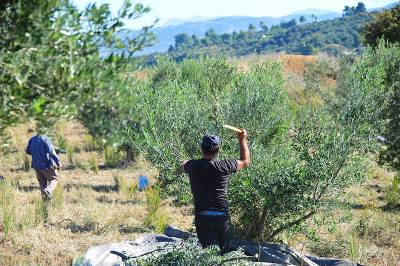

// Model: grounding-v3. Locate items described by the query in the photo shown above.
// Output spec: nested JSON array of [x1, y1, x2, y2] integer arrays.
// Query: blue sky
[[73, 0, 396, 28]]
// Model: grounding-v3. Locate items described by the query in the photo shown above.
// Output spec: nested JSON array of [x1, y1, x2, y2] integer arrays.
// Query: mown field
[[1, 55, 399, 265]]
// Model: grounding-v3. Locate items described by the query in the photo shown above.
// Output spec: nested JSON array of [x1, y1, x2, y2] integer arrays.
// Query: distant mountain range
[[124, 2, 398, 55]]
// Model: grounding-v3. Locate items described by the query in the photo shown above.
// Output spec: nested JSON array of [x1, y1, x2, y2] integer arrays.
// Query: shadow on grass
[[118, 225, 150, 235], [96, 195, 141, 205], [64, 183, 117, 193], [66, 220, 98, 233], [20, 183, 118, 193], [381, 204, 400, 212]]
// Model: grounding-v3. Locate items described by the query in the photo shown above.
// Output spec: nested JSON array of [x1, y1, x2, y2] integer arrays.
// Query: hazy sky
[[73, 0, 397, 28]]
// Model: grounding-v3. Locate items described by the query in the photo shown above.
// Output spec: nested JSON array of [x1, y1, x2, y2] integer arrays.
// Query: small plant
[[90, 156, 99, 174], [10, 175, 22, 189], [19, 207, 35, 232], [74, 145, 81, 153], [34, 196, 49, 224], [77, 160, 90, 172], [0, 181, 17, 239], [58, 135, 67, 150], [51, 185, 64, 210], [143, 187, 169, 233], [66, 145, 75, 165], [385, 176, 400, 209], [23, 154, 30, 172], [83, 135, 100, 152], [104, 146, 124, 167], [114, 176, 137, 199], [348, 231, 360, 262]]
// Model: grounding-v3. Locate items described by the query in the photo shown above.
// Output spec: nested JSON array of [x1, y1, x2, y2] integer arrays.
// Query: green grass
[[104, 146, 124, 167], [90, 156, 99, 174], [0, 181, 16, 239], [144, 187, 169, 233], [66, 145, 75, 165]]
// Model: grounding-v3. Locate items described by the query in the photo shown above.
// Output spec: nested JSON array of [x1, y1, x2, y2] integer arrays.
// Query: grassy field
[[1, 55, 399, 265], [0, 122, 193, 265]]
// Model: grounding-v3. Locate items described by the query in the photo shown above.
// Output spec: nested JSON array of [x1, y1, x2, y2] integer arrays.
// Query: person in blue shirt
[[26, 134, 61, 200]]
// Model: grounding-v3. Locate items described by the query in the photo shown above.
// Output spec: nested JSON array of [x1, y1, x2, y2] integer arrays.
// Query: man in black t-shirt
[[181, 129, 250, 254]]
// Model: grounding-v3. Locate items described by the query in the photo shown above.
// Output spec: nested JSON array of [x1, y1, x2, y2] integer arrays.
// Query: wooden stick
[[223, 124, 243, 133]]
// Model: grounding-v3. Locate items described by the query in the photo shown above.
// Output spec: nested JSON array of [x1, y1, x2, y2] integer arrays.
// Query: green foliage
[[154, 12, 372, 62], [0, 0, 155, 135], [123, 58, 375, 240], [337, 42, 400, 171], [384, 176, 400, 209], [362, 5, 400, 47], [343, 3, 367, 17], [129, 239, 252, 266]]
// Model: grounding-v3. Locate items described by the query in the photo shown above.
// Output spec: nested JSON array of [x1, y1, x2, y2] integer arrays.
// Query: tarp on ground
[[80, 225, 361, 266]]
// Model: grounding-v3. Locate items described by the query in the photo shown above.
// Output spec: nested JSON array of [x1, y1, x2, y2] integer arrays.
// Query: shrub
[[143, 187, 169, 233]]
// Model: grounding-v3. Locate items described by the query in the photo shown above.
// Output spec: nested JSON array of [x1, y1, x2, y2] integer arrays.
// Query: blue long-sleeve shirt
[[26, 135, 61, 171]]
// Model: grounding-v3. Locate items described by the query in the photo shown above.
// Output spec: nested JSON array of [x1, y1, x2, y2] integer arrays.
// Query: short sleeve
[[222, 159, 238, 174], [183, 160, 193, 174]]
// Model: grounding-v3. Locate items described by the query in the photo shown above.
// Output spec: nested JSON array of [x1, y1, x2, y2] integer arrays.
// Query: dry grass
[[0, 121, 193, 265], [283, 162, 400, 266]]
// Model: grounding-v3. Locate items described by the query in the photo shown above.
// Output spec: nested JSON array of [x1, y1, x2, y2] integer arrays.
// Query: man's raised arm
[[236, 129, 250, 171]]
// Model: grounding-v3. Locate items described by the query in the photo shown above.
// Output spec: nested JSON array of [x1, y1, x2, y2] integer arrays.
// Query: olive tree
[[124, 57, 383, 240], [0, 0, 155, 136]]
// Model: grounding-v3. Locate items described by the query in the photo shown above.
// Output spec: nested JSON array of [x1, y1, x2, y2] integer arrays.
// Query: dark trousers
[[35, 168, 59, 194], [194, 214, 233, 254]]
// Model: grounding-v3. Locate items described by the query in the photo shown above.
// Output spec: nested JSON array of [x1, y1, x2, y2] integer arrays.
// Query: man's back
[[184, 158, 237, 214], [26, 135, 58, 170]]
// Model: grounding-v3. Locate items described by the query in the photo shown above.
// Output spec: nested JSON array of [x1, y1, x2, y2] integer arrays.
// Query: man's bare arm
[[237, 129, 250, 171]]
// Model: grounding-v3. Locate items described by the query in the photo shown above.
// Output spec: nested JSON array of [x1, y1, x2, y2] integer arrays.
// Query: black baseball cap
[[201, 134, 220, 148]]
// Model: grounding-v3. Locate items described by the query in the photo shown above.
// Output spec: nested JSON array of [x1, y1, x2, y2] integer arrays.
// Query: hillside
[[125, 10, 341, 55], [148, 12, 373, 63]]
